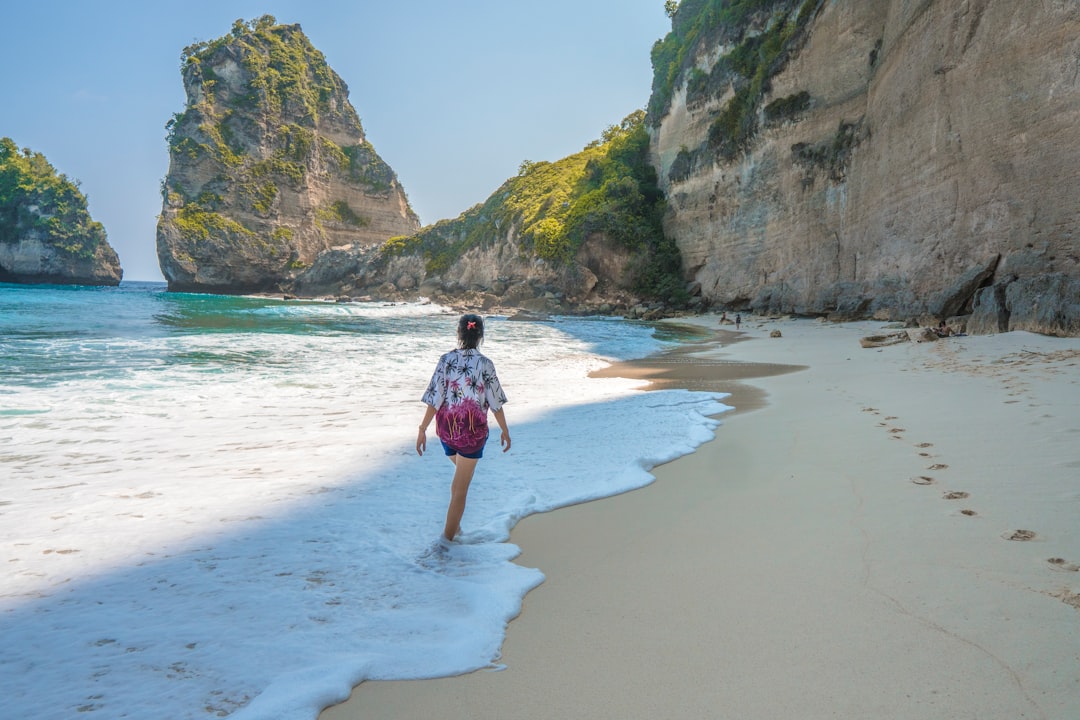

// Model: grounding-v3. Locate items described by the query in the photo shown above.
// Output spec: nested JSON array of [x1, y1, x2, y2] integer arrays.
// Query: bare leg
[[443, 456, 479, 541]]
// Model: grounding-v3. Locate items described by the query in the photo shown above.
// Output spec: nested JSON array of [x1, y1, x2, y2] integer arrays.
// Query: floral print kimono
[[422, 348, 507, 454]]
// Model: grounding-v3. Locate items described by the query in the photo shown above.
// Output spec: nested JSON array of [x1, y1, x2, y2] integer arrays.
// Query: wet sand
[[321, 316, 1080, 720]]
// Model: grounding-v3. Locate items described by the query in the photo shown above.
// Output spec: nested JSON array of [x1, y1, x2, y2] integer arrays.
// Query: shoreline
[[321, 316, 1080, 719], [587, 325, 805, 416]]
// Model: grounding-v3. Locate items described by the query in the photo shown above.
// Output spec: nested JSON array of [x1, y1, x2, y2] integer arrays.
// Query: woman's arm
[[492, 407, 511, 452], [416, 404, 437, 456]]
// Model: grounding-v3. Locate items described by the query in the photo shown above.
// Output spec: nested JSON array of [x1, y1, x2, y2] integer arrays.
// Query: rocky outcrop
[[650, 0, 1080, 335], [156, 16, 418, 294], [969, 273, 1080, 336], [295, 112, 685, 315], [0, 137, 122, 285], [0, 235, 121, 286], [293, 223, 646, 315]]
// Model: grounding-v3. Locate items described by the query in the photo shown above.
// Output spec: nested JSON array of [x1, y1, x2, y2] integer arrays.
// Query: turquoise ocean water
[[0, 281, 728, 719]]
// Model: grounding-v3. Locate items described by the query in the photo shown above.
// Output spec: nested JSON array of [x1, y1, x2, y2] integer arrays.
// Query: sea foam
[[0, 285, 729, 719]]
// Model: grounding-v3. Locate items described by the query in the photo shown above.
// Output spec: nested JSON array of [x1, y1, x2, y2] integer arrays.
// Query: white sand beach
[[321, 316, 1080, 720]]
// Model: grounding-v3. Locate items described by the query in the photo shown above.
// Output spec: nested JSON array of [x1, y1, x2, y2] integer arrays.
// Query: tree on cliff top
[[0, 137, 108, 259]]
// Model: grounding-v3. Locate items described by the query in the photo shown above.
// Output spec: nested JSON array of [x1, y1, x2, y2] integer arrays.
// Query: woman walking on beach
[[417, 314, 511, 541]]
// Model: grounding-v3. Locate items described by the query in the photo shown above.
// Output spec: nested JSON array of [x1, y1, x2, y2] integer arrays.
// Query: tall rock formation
[[0, 137, 122, 285], [650, 0, 1079, 335], [156, 16, 419, 294]]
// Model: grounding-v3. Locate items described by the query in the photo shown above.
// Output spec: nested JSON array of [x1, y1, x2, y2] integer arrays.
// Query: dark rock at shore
[[970, 273, 1080, 337]]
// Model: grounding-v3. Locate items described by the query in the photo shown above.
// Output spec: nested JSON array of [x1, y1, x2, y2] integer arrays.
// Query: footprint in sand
[[1047, 558, 1080, 572], [1004, 529, 1037, 541], [960, 509, 978, 516], [889, 427, 906, 434], [885, 416, 898, 420], [928, 463, 949, 470], [1052, 588, 1080, 611], [943, 491, 969, 500], [916, 442, 934, 448], [918, 452, 932, 457], [912, 476, 936, 485]]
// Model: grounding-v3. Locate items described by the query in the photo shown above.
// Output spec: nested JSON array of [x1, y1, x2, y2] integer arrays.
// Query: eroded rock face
[[969, 273, 1080, 337], [156, 17, 418, 294], [292, 229, 641, 314], [0, 235, 121, 286], [652, 1, 1080, 335]]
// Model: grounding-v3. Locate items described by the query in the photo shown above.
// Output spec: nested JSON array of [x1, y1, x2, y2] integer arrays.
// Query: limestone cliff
[[297, 112, 685, 315], [156, 16, 419, 294], [650, 0, 1080, 335], [0, 137, 122, 285]]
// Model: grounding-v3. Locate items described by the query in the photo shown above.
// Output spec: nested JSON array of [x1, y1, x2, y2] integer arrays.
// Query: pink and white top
[[422, 348, 507, 452]]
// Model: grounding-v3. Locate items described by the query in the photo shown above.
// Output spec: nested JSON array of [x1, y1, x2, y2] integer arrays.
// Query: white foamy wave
[[244, 297, 454, 320], [0, 301, 729, 720]]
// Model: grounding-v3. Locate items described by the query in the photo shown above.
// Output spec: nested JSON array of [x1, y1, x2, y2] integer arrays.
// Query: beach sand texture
[[322, 317, 1080, 720]]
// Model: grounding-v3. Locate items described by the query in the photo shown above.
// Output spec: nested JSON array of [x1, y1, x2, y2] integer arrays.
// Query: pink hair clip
[[467, 321, 477, 330]]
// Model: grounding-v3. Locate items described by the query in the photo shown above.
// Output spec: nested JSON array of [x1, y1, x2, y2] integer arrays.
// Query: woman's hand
[[417, 405, 436, 457], [493, 408, 511, 453]]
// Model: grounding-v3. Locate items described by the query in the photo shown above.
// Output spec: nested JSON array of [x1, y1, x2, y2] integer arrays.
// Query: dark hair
[[457, 314, 484, 349]]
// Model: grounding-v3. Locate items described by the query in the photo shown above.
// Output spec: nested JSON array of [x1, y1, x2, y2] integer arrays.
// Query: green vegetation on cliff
[[316, 200, 369, 228], [173, 204, 253, 242], [178, 15, 340, 128], [649, 0, 818, 160], [165, 14, 387, 193], [384, 111, 686, 302], [0, 137, 107, 258]]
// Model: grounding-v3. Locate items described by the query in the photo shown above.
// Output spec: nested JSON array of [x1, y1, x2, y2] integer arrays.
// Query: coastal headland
[[322, 314, 1080, 719], [150, 6, 1080, 335]]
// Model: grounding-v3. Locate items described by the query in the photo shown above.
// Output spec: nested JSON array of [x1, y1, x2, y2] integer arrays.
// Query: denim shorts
[[441, 438, 486, 459]]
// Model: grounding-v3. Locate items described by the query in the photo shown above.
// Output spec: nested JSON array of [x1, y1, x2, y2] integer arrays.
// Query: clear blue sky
[[0, 1, 671, 280]]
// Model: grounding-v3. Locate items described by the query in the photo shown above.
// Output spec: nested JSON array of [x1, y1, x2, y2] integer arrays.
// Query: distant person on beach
[[720, 311, 728, 325], [935, 321, 954, 337], [417, 314, 511, 542], [735, 313, 742, 330]]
